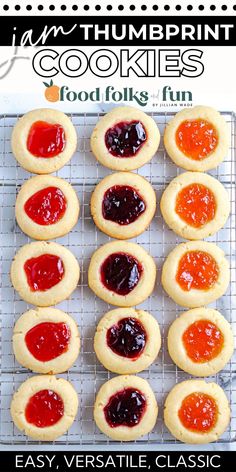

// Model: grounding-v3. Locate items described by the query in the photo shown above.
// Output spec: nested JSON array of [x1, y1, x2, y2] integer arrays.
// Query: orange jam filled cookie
[[168, 308, 233, 376], [160, 172, 230, 240], [164, 106, 229, 171], [164, 380, 230, 443], [161, 241, 229, 307]]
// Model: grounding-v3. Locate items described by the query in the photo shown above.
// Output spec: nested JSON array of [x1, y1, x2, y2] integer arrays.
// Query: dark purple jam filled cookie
[[94, 375, 158, 440], [100, 252, 143, 296], [91, 107, 160, 171], [91, 172, 156, 239], [88, 241, 156, 307], [94, 308, 161, 374]]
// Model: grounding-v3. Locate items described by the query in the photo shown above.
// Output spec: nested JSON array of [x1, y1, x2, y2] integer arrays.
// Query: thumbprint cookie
[[10, 241, 80, 306], [88, 240, 156, 307], [13, 307, 80, 374], [91, 172, 156, 239], [164, 106, 229, 171], [164, 380, 230, 443], [94, 375, 158, 441], [160, 172, 230, 240], [15, 175, 80, 240], [11, 375, 78, 441], [91, 106, 160, 171], [168, 308, 234, 377], [11, 109, 77, 174], [94, 308, 161, 374], [161, 241, 229, 307]]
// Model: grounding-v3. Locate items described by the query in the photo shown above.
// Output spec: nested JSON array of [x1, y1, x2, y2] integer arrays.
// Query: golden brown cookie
[[88, 240, 156, 307], [91, 172, 156, 240], [162, 241, 230, 307], [11, 108, 77, 174], [94, 308, 161, 374], [13, 307, 80, 374], [164, 106, 229, 171], [10, 241, 80, 306], [164, 380, 230, 443], [91, 106, 160, 171], [11, 375, 78, 441], [168, 308, 234, 376], [94, 375, 158, 441], [160, 172, 230, 240], [15, 175, 80, 240]]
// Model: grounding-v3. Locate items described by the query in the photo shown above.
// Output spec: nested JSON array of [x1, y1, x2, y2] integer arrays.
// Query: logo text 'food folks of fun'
[[43, 83, 192, 107]]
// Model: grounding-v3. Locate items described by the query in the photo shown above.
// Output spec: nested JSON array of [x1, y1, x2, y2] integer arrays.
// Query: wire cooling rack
[[0, 111, 235, 445]]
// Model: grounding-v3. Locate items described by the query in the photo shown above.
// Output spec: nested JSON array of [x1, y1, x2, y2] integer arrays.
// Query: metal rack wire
[[0, 111, 235, 445]]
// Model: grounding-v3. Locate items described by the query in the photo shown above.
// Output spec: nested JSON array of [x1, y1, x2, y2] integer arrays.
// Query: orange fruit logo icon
[[43, 80, 60, 102]]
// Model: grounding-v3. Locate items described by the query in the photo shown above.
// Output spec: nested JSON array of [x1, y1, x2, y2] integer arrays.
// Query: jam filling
[[176, 251, 219, 292], [27, 120, 66, 158], [102, 185, 146, 225], [176, 119, 218, 161], [182, 319, 224, 363], [105, 121, 146, 158], [178, 392, 218, 433], [25, 322, 71, 362], [100, 252, 143, 296], [25, 389, 64, 428], [175, 184, 216, 228], [24, 186, 67, 226], [24, 254, 64, 291], [107, 317, 147, 359], [104, 388, 146, 428]]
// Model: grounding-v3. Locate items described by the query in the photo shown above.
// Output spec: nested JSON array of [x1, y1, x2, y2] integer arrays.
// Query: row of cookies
[[89, 104, 232, 444], [11, 105, 229, 174], [90, 104, 233, 444], [10, 111, 82, 441], [14, 168, 230, 243], [10, 107, 160, 443], [161, 106, 233, 444], [10, 303, 233, 443]]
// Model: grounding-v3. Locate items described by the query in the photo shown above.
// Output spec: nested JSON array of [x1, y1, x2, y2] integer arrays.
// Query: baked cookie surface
[[91, 172, 156, 239], [91, 106, 160, 171], [88, 240, 156, 307], [11, 375, 78, 441], [94, 375, 158, 441], [168, 308, 234, 376], [94, 308, 161, 374], [10, 241, 80, 306], [161, 241, 229, 307], [11, 108, 77, 174], [13, 307, 80, 374], [164, 380, 230, 443], [160, 172, 230, 240], [164, 106, 229, 171], [15, 175, 80, 240]]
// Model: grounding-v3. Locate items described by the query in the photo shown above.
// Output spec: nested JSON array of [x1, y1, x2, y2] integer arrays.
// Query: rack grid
[[0, 111, 235, 445]]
